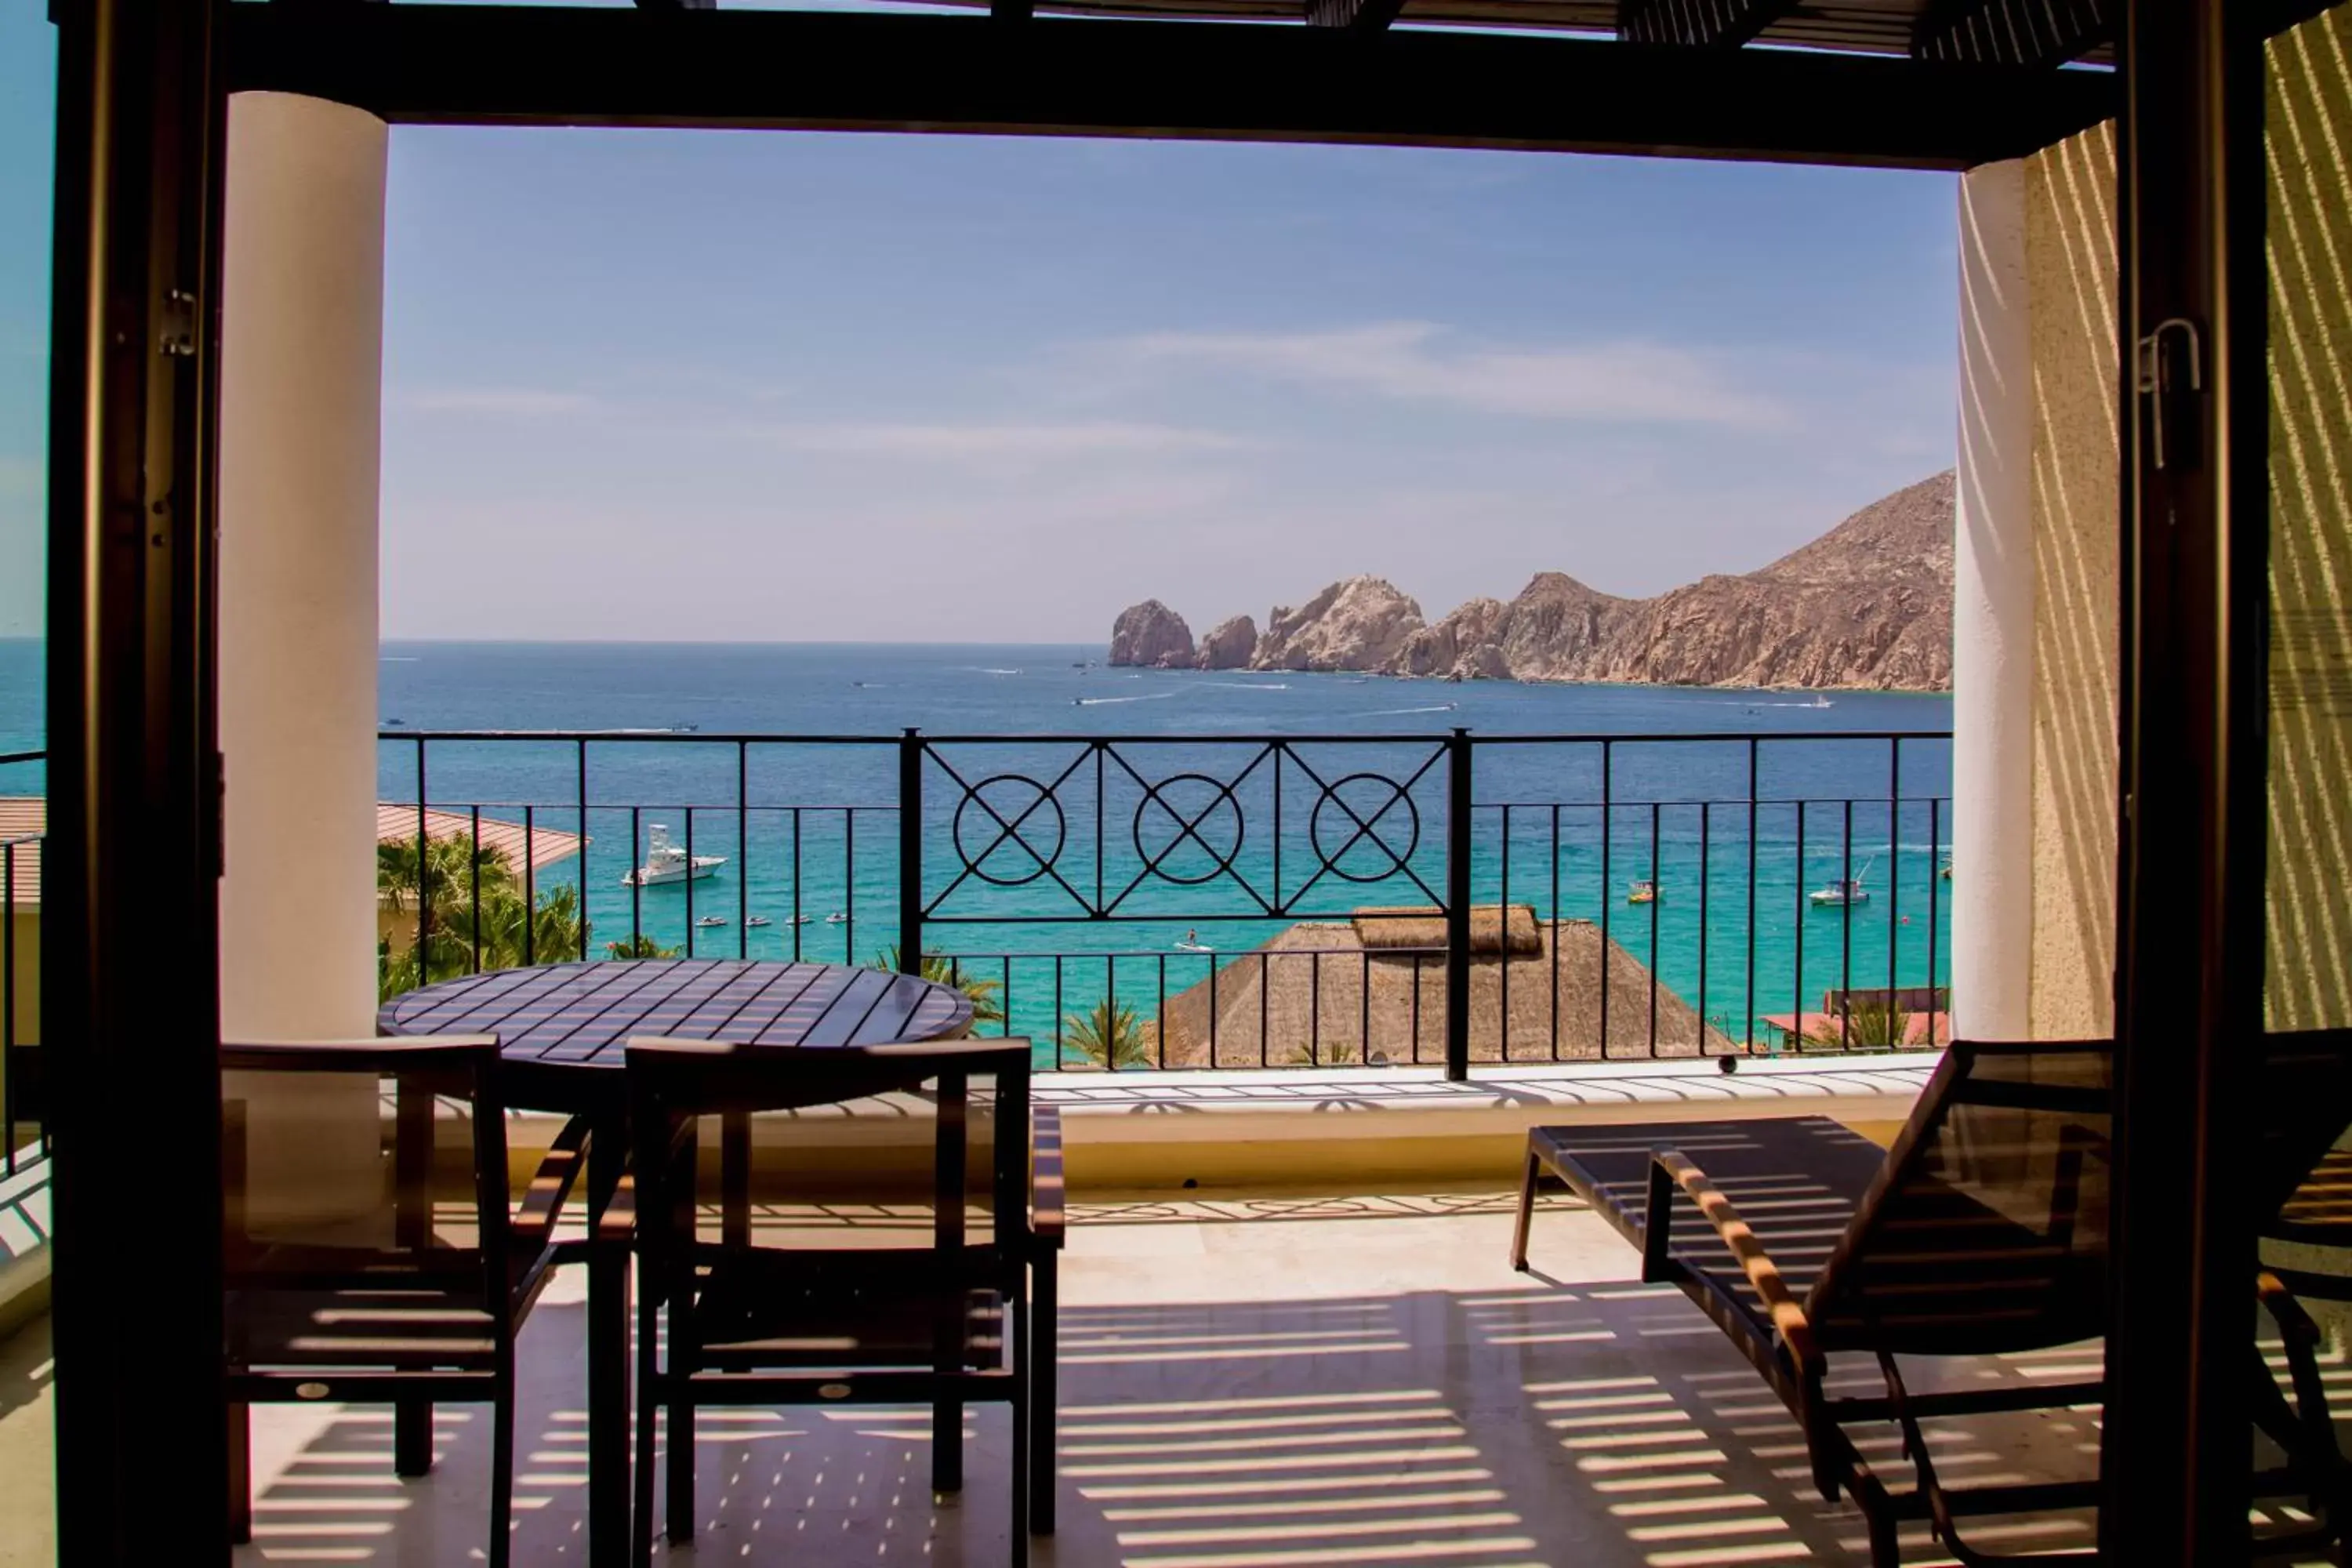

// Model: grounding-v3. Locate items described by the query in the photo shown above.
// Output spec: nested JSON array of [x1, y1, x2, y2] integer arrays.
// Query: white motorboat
[[696, 914, 729, 929], [1809, 856, 1875, 908], [824, 911, 850, 925], [620, 823, 726, 887], [745, 915, 773, 928]]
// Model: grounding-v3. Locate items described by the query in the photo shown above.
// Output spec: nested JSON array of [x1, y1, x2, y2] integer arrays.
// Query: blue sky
[[2, 2, 1961, 644]]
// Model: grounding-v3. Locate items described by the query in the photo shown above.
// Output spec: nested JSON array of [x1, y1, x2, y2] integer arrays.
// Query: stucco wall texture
[[2024, 123, 2122, 1040], [2266, 5, 2352, 1033]]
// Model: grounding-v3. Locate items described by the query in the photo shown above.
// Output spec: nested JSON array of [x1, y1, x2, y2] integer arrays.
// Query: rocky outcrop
[[1393, 472, 1951, 690], [1102, 471, 1956, 691], [1250, 576, 1425, 673], [1107, 600, 1195, 668], [1193, 615, 1258, 671], [1392, 597, 1506, 677]]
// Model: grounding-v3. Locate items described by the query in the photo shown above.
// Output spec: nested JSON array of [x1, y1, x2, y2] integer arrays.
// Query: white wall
[[216, 93, 390, 1218]]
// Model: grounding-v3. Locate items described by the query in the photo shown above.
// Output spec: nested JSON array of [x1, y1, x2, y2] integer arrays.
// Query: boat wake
[[966, 666, 1025, 676], [1074, 691, 1178, 707], [1203, 681, 1289, 691], [1358, 703, 1457, 717]]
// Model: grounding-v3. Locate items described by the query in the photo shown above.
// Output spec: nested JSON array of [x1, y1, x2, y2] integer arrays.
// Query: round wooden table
[[376, 956, 975, 1568], [377, 956, 977, 1109]]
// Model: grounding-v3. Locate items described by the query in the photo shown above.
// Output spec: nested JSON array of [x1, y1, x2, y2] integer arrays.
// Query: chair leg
[[1510, 1148, 1543, 1271], [934, 1398, 964, 1494], [1011, 1287, 1031, 1567], [489, 1373, 517, 1568], [1029, 1250, 1058, 1535], [632, 1304, 660, 1568], [394, 1396, 433, 1477], [666, 1390, 695, 1543], [227, 1401, 252, 1544]]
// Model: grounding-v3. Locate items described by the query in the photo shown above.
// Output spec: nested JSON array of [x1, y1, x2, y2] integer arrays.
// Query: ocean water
[[1, 638, 1958, 1058]]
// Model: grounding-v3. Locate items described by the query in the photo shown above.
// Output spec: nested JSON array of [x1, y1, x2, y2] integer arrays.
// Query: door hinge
[[159, 289, 198, 359]]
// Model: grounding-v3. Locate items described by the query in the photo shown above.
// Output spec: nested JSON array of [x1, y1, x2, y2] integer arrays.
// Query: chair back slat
[[220, 1036, 512, 1319], [1805, 1038, 2114, 1356], [624, 1035, 1034, 1273]]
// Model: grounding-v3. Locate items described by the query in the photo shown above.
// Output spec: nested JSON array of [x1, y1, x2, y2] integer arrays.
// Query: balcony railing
[[380, 728, 1956, 1076]]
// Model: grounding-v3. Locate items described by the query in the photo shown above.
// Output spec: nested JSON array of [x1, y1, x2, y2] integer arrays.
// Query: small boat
[[1810, 858, 1875, 908], [696, 914, 729, 929], [823, 911, 849, 925], [1939, 857, 1954, 881], [787, 913, 813, 927], [1174, 942, 1215, 954], [744, 915, 772, 928], [1628, 880, 1657, 906], [621, 823, 726, 887]]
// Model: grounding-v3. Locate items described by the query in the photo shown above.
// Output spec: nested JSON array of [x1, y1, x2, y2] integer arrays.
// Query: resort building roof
[[0, 800, 585, 910]]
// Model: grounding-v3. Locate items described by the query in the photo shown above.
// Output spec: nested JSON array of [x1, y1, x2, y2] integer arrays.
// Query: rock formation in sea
[[1193, 615, 1258, 670], [1106, 599, 1195, 669], [1248, 576, 1426, 673], [1098, 470, 1956, 690]]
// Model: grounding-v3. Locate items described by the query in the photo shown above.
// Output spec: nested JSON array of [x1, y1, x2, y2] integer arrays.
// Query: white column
[[217, 93, 390, 1218], [1950, 160, 2035, 1041]]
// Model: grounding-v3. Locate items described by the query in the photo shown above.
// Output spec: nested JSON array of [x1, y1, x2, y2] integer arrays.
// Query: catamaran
[[620, 822, 726, 887]]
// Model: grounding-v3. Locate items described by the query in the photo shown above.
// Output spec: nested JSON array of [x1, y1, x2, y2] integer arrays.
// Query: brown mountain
[[1392, 470, 1955, 690], [1106, 471, 1955, 690]]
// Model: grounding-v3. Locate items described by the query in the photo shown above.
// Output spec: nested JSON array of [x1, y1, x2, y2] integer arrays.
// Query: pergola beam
[[1305, 0, 1410, 32], [1911, 0, 2113, 66], [225, 5, 2115, 172], [1617, 0, 1798, 49]]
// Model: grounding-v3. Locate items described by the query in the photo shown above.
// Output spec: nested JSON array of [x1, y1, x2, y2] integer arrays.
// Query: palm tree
[[604, 933, 681, 960], [872, 946, 1007, 1027], [376, 832, 599, 999], [1064, 998, 1151, 1070], [1804, 998, 1912, 1049], [477, 881, 589, 968]]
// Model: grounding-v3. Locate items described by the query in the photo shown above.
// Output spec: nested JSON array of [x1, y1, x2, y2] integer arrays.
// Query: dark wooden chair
[[1512, 1039, 2114, 1566], [221, 1037, 590, 1568], [2243, 1028, 2352, 1555], [615, 1035, 1064, 1567]]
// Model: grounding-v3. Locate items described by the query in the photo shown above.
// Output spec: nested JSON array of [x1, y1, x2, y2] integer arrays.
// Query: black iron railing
[[380, 728, 1956, 1078]]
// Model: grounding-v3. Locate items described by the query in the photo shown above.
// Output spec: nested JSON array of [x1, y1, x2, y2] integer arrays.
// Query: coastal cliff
[[1193, 615, 1258, 670], [1107, 600, 1194, 669], [1250, 577, 1425, 672], [1105, 470, 1955, 691]]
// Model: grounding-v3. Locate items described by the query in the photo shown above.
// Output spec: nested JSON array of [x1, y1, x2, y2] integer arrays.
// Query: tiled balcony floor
[[219, 1185, 2154, 1568]]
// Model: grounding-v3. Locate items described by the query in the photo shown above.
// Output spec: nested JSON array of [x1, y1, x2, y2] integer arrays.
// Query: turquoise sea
[[0, 638, 1956, 1061]]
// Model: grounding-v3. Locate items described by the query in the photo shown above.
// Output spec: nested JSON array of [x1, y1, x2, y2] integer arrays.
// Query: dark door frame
[[2103, 0, 2279, 1558], [42, 1, 231, 1563]]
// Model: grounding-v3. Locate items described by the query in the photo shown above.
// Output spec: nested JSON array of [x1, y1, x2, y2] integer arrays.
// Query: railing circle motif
[[1131, 772, 1247, 886], [1308, 772, 1421, 884], [950, 774, 1068, 887]]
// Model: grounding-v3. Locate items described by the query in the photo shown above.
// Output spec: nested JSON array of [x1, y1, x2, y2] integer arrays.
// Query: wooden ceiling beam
[[1305, 0, 1411, 32], [1617, 0, 1800, 49], [225, 3, 2117, 171], [1911, 0, 2113, 66]]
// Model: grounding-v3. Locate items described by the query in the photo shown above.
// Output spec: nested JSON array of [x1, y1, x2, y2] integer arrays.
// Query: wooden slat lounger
[[1512, 1040, 2113, 1566]]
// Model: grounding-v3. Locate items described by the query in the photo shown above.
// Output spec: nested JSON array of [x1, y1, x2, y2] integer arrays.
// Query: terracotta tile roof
[[374, 804, 585, 877], [0, 800, 584, 910], [0, 798, 38, 912]]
